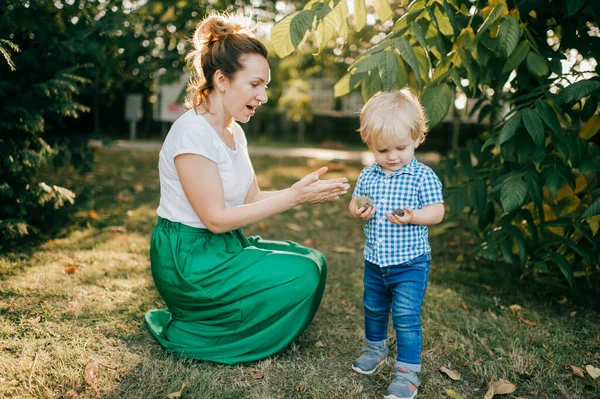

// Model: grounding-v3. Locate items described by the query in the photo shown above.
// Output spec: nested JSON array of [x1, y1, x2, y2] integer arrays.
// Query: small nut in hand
[[355, 195, 374, 210], [392, 208, 405, 217]]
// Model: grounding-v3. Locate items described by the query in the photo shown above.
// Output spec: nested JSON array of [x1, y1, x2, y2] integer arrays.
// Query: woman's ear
[[213, 70, 227, 93]]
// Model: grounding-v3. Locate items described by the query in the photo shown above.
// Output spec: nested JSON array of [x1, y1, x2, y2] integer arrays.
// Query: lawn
[[1, 148, 599, 399]]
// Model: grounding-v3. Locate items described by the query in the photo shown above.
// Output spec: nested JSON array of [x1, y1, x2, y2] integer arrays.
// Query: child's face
[[370, 133, 420, 174]]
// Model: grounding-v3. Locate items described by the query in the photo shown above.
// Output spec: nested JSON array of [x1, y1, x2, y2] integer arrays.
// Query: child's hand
[[385, 207, 414, 224], [349, 197, 377, 221]]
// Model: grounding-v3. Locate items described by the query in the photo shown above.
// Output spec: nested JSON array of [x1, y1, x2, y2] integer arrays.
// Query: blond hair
[[358, 89, 428, 149], [184, 12, 267, 110]]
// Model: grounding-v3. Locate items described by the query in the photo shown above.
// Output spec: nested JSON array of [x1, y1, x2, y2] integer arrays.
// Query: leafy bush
[[0, 2, 91, 247], [271, 0, 600, 286]]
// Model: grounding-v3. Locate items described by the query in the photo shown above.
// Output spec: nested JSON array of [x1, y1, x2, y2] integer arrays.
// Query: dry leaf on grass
[[509, 304, 522, 312], [257, 221, 270, 231], [21, 316, 41, 324], [333, 246, 355, 254], [440, 366, 461, 381], [489, 310, 498, 319], [293, 211, 309, 219], [89, 210, 99, 220], [247, 368, 263, 379], [484, 378, 517, 398], [64, 390, 82, 399], [568, 365, 584, 378], [445, 389, 465, 399], [64, 266, 78, 274], [84, 359, 98, 386], [313, 220, 324, 228], [586, 365, 600, 379], [167, 382, 187, 399], [286, 223, 302, 231], [315, 341, 325, 348]]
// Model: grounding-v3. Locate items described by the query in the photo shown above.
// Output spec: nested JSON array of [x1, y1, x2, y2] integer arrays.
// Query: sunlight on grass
[[1, 148, 599, 398]]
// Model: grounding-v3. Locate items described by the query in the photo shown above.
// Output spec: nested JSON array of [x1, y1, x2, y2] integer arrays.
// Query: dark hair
[[184, 13, 268, 110]]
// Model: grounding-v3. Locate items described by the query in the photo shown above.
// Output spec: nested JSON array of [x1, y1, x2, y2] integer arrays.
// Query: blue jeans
[[363, 253, 431, 372]]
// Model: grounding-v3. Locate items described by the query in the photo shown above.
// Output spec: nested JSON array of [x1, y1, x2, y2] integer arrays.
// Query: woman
[[144, 12, 350, 364]]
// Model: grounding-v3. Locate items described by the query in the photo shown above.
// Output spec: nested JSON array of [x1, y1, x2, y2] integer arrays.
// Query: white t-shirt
[[156, 109, 254, 228]]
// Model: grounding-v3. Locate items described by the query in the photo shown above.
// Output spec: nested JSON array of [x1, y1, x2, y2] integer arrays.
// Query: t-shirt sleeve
[[352, 168, 368, 198], [418, 167, 444, 206], [169, 126, 221, 163]]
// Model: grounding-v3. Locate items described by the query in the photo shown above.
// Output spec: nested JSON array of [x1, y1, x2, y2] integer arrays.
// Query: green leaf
[[447, 186, 467, 215], [312, 2, 331, 19], [501, 41, 530, 74], [373, 0, 393, 22], [290, 11, 315, 48], [475, 3, 506, 40], [315, 11, 337, 53], [549, 253, 574, 286], [433, 4, 454, 36], [334, 72, 363, 97], [421, 84, 453, 128], [395, 38, 422, 86], [352, 50, 386, 73], [411, 21, 427, 50], [522, 109, 545, 147], [567, 0, 586, 16], [558, 79, 600, 104], [500, 236, 514, 263], [497, 113, 522, 146], [361, 71, 382, 102], [545, 166, 562, 194], [555, 164, 575, 189], [581, 96, 598, 122], [581, 197, 600, 218], [270, 12, 299, 57], [470, 178, 487, 218], [380, 50, 400, 90], [458, 48, 478, 91], [442, 1, 458, 37], [524, 170, 543, 210], [535, 100, 562, 135], [497, 15, 520, 58], [501, 175, 527, 212], [526, 52, 549, 78], [354, 0, 367, 31], [504, 225, 528, 264]]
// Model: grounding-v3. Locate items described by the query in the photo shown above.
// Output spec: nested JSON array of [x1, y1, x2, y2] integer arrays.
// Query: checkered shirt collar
[[369, 157, 419, 176]]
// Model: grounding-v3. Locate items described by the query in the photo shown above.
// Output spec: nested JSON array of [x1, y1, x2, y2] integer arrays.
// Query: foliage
[[0, 1, 95, 246], [271, 0, 600, 287]]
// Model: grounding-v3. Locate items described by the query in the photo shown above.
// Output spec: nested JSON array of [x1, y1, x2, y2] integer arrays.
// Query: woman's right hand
[[349, 197, 376, 221], [290, 166, 350, 204]]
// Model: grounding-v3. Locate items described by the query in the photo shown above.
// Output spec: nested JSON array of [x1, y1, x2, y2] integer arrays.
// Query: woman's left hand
[[385, 207, 414, 225], [290, 166, 350, 204]]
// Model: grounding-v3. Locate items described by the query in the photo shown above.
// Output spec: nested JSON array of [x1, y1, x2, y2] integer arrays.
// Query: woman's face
[[222, 53, 270, 123]]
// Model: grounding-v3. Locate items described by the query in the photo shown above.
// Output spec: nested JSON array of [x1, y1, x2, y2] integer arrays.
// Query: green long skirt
[[144, 217, 327, 364]]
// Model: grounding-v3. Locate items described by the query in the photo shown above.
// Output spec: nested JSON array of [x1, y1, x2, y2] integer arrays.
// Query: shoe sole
[[351, 359, 386, 375], [383, 389, 418, 399]]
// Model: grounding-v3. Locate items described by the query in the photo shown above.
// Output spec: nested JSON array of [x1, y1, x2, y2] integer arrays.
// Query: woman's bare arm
[[176, 154, 349, 233]]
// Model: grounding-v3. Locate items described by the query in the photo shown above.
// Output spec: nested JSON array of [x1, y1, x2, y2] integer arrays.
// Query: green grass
[[1, 148, 599, 399]]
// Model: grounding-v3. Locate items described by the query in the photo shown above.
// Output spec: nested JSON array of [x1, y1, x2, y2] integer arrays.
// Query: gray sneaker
[[384, 368, 420, 399], [351, 339, 388, 375]]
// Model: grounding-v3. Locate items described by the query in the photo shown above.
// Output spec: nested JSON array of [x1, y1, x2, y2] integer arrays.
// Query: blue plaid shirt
[[352, 157, 444, 267]]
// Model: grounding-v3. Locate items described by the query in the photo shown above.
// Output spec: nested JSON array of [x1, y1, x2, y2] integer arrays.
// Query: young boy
[[348, 89, 445, 399]]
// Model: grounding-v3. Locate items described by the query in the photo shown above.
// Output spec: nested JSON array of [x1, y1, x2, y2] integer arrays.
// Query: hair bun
[[193, 14, 253, 50]]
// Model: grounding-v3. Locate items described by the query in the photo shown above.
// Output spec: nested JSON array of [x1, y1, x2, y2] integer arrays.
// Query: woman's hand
[[290, 166, 350, 204], [349, 197, 377, 221]]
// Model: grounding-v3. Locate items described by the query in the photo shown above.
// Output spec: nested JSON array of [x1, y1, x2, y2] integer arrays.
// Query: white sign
[[125, 93, 143, 121], [155, 74, 189, 122]]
